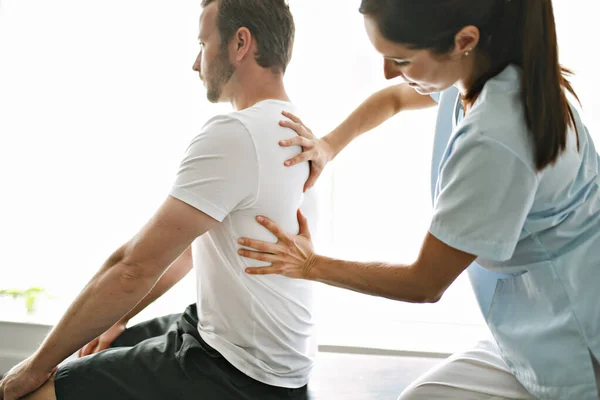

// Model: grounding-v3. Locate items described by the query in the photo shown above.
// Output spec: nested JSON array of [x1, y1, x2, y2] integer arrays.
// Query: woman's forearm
[[324, 84, 437, 158], [307, 255, 440, 304]]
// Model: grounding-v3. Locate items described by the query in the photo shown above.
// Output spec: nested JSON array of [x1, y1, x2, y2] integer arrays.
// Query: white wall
[[0, 322, 51, 374]]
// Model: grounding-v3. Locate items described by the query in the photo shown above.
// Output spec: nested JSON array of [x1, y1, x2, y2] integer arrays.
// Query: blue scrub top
[[430, 65, 600, 399]]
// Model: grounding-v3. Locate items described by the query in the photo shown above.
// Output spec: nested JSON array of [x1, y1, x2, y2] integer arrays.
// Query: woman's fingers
[[284, 151, 311, 167], [237, 237, 286, 254], [279, 136, 315, 149], [281, 110, 303, 125], [238, 249, 288, 264], [245, 266, 281, 276], [254, 216, 294, 245], [279, 120, 314, 139], [304, 169, 321, 192], [297, 209, 311, 238]]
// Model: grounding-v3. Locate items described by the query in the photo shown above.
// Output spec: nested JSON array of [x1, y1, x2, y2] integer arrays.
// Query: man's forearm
[[31, 247, 160, 372], [119, 246, 193, 324]]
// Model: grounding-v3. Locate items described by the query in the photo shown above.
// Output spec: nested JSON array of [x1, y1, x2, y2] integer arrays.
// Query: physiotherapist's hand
[[0, 356, 56, 400], [239, 209, 317, 280], [78, 320, 127, 357], [279, 111, 333, 192]]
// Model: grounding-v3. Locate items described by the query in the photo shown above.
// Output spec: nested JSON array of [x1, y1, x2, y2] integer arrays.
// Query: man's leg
[[111, 311, 182, 348], [21, 304, 308, 400], [20, 372, 57, 400], [398, 340, 535, 400]]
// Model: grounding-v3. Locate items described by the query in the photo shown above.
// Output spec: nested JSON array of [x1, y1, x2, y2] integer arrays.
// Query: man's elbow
[[114, 260, 157, 293]]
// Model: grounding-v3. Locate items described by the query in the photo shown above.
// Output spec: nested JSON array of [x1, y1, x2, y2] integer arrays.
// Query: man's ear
[[233, 27, 252, 62]]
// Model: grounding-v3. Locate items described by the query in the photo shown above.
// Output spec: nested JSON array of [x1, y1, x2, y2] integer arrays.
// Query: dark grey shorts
[[54, 304, 309, 400]]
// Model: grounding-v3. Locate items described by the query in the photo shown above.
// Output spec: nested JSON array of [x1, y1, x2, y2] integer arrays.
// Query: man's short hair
[[201, 0, 295, 73]]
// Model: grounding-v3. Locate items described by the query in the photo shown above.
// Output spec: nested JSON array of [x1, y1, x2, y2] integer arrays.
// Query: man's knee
[[20, 372, 56, 400]]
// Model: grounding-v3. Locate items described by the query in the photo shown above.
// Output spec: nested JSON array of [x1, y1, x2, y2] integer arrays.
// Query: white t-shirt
[[170, 99, 318, 389]]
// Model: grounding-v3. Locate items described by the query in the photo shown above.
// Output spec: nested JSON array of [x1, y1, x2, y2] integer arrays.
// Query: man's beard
[[206, 47, 236, 103]]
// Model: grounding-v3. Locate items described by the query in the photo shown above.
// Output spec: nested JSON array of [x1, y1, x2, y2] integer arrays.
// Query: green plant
[[0, 287, 46, 314]]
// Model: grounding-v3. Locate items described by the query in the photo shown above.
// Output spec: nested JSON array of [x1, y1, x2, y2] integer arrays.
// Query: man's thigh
[[21, 309, 186, 400], [20, 373, 57, 400], [52, 305, 242, 400], [111, 311, 182, 348], [52, 329, 205, 400]]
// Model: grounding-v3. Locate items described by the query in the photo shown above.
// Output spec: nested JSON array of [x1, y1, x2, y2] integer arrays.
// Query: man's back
[[170, 99, 317, 389]]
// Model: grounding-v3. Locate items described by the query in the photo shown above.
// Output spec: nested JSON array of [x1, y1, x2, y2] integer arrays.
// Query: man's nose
[[192, 53, 201, 72]]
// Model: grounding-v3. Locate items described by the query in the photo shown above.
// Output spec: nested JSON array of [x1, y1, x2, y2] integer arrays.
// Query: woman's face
[[364, 16, 465, 95]]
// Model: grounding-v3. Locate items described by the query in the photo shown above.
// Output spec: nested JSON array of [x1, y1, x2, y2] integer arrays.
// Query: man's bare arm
[[31, 196, 217, 373], [120, 246, 193, 324]]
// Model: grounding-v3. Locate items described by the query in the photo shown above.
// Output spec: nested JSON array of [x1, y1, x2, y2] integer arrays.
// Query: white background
[[0, 0, 597, 353]]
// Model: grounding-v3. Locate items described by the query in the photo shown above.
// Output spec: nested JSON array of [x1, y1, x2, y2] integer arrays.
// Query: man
[[0, 1, 316, 399]]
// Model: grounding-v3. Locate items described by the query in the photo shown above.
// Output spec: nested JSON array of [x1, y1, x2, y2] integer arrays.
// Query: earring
[[464, 48, 472, 56]]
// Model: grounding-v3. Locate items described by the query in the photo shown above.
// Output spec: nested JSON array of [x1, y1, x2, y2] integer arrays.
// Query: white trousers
[[398, 340, 600, 400]]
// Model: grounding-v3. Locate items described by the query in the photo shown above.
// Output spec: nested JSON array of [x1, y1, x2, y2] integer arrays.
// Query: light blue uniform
[[429, 65, 600, 399]]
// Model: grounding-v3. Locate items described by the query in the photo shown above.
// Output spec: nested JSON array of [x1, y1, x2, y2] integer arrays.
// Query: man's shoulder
[[201, 113, 249, 137], [184, 114, 255, 159]]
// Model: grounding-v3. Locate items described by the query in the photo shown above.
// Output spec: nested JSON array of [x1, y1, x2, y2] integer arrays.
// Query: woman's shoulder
[[460, 67, 535, 168]]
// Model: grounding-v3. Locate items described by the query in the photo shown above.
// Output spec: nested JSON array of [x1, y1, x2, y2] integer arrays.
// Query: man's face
[[192, 2, 236, 103]]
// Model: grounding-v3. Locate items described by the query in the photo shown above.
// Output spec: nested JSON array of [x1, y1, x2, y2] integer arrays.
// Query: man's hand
[[78, 320, 127, 357], [0, 356, 56, 400]]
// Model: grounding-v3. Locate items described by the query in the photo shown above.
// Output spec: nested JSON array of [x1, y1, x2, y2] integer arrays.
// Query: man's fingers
[[79, 340, 96, 357], [97, 341, 111, 353], [78, 345, 88, 358]]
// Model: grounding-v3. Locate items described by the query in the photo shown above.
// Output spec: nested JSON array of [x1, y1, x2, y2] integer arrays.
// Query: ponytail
[[465, 0, 579, 170], [521, 0, 579, 170]]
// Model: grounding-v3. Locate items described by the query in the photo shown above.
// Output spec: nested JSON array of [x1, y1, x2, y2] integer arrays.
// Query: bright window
[[1, 0, 598, 353]]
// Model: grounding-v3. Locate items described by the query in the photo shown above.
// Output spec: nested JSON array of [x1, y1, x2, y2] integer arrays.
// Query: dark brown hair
[[201, 0, 295, 73], [359, 0, 579, 170]]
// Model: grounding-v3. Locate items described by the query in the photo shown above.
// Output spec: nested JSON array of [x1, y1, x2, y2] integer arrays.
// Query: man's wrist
[[30, 349, 58, 375]]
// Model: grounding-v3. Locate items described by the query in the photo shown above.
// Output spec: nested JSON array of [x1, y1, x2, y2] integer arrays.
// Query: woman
[[238, 1, 600, 399]]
